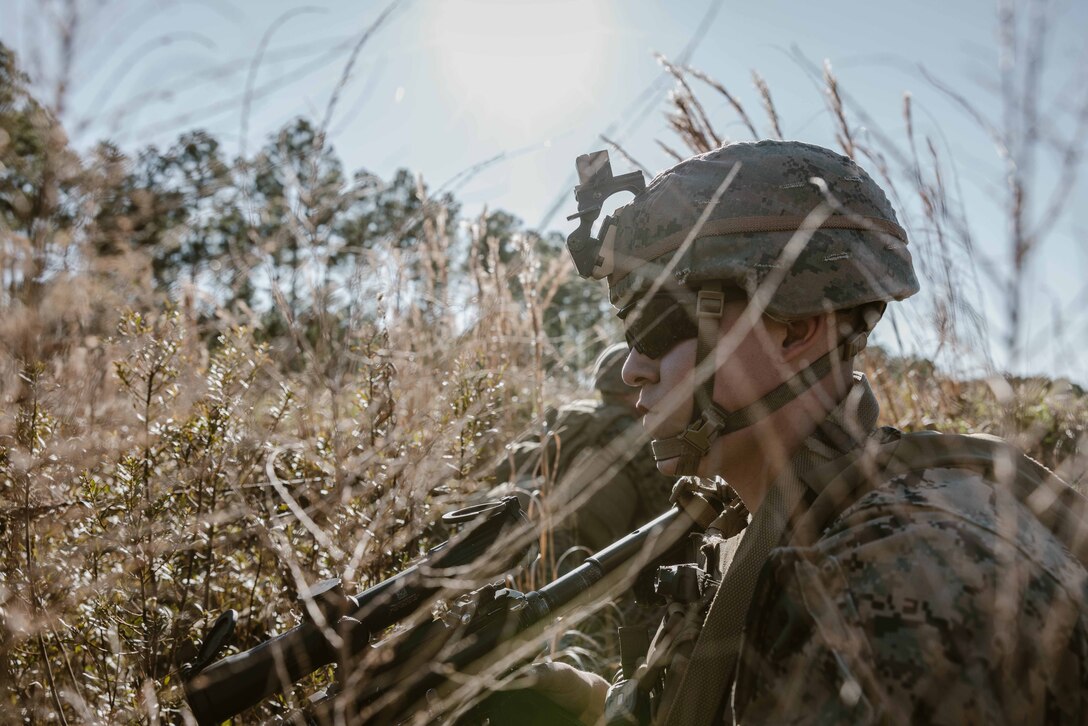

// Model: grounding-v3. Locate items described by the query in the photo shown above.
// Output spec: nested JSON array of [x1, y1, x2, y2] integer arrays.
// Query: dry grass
[[2, 1, 1087, 723], [0, 232, 598, 722]]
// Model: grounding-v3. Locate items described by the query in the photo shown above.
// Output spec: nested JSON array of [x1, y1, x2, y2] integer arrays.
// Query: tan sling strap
[[658, 449, 819, 726], [662, 431, 1087, 726]]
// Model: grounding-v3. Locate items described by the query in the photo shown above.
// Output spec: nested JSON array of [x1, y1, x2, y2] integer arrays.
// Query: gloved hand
[[499, 661, 610, 725]]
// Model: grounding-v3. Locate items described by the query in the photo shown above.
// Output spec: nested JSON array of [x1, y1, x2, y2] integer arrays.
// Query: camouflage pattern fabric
[[651, 376, 1088, 724], [594, 342, 633, 396], [733, 464, 1088, 725], [487, 397, 675, 678], [602, 140, 919, 318], [647, 374, 879, 724]]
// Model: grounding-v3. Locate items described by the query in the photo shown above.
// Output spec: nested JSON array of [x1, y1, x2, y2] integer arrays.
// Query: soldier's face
[[622, 338, 698, 468], [622, 299, 789, 477]]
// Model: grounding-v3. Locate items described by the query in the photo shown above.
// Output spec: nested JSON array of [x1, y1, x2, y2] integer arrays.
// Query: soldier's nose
[[622, 348, 658, 387]]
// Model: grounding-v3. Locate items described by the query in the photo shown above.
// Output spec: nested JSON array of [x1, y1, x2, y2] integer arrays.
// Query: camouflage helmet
[[592, 342, 631, 396], [602, 140, 919, 317]]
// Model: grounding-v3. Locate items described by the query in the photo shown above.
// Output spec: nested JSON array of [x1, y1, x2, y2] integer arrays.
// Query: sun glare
[[426, 0, 614, 144]]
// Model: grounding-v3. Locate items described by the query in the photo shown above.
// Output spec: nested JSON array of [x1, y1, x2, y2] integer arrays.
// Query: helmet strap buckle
[[842, 331, 868, 359], [696, 288, 725, 318], [678, 413, 718, 456]]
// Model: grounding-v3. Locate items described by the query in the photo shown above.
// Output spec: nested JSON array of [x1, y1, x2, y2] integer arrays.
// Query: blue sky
[[4, 0, 1086, 382]]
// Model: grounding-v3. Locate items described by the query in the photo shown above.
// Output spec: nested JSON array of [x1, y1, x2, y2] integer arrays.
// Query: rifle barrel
[[532, 505, 688, 618]]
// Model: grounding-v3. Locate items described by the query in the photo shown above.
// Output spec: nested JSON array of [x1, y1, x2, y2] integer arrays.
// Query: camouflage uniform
[[492, 398, 670, 555], [734, 444, 1088, 724], [559, 141, 1088, 724], [489, 344, 674, 555]]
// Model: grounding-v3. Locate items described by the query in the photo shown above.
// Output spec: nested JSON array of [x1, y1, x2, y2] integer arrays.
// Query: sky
[[4, 0, 1087, 382]]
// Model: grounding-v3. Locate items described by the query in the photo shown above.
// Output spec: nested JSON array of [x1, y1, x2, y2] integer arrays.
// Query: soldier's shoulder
[[552, 398, 601, 421], [748, 464, 1088, 723], [809, 463, 1088, 597]]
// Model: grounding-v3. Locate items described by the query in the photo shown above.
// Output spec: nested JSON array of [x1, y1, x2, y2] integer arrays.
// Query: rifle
[[183, 497, 527, 723], [184, 492, 723, 724]]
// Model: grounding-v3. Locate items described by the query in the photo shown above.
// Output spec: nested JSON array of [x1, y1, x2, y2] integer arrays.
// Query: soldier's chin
[[655, 456, 683, 477]]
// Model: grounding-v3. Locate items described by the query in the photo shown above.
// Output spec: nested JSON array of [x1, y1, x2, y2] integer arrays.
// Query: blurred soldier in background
[[489, 342, 675, 561], [504, 140, 1088, 725]]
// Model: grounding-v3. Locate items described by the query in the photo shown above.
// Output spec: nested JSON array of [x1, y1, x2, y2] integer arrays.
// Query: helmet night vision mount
[[565, 151, 646, 279]]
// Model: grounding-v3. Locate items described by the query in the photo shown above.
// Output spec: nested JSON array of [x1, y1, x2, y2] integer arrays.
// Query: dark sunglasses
[[622, 296, 698, 360]]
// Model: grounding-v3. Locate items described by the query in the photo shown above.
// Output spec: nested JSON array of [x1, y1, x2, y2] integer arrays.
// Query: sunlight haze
[[426, 0, 616, 144]]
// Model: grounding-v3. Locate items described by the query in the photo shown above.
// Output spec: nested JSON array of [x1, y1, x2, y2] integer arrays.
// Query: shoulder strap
[[492, 401, 635, 486], [554, 400, 631, 437]]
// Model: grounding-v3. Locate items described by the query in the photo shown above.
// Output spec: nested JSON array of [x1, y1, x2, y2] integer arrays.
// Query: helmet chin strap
[[649, 282, 875, 476]]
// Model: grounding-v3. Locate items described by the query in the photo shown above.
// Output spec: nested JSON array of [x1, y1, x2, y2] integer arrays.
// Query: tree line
[[0, 41, 611, 371]]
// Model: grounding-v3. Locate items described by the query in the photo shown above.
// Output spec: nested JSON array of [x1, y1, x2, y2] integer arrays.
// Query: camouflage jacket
[[655, 375, 1088, 725]]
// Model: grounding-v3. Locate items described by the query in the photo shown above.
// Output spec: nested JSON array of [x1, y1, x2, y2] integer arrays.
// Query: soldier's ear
[[780, 315, 826, 362]]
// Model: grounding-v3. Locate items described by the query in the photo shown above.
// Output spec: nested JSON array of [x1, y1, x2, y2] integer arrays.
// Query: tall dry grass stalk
[[0, 211, 588, 722]]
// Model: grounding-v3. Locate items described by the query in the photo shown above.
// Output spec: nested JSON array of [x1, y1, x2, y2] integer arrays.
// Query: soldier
[[489, 342, 674, 558], [509, 140, 1088, 724]]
